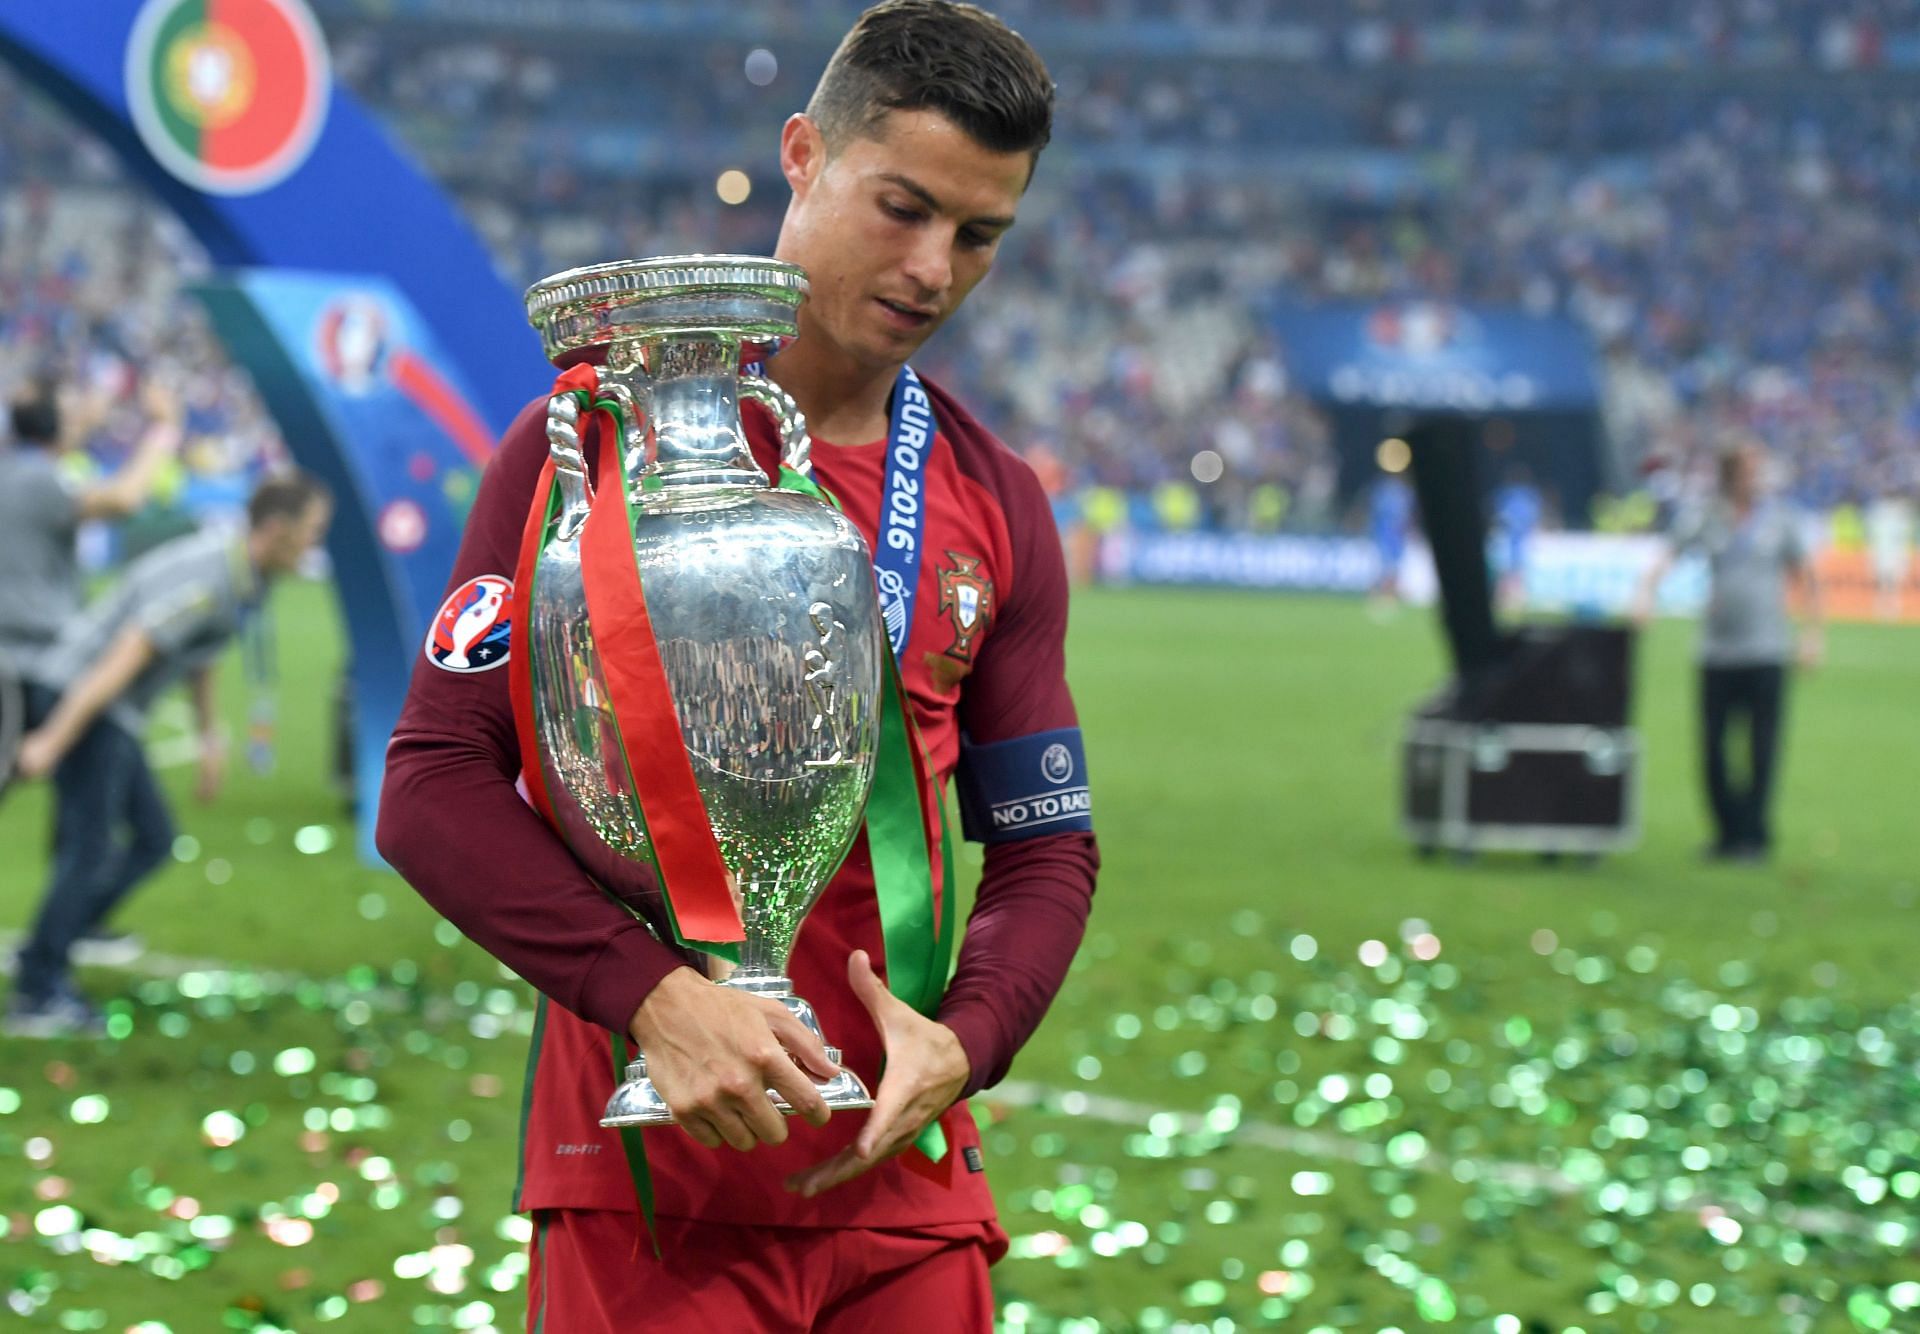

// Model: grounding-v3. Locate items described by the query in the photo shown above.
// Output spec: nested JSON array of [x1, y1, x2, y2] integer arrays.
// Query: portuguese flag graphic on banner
[[126, 0, 330, 196]]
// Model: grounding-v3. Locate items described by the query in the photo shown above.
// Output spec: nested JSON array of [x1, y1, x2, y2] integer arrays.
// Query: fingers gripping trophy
[[516, 256, 885, 1127]]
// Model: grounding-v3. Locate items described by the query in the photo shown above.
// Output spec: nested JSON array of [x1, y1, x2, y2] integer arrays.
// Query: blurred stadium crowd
[[2, 0, 1917, 543]]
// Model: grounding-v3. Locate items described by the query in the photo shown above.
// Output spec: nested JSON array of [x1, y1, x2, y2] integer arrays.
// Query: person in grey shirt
[[1635, 442, 1825, 862], [0, 377, 184, 675], [4, 471, 332, 1037]]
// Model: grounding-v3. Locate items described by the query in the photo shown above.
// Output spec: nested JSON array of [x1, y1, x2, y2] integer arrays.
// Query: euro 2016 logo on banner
[[125, 0, 332, 196], [426, 576, 512, 674], [315, 296, 389, 395]]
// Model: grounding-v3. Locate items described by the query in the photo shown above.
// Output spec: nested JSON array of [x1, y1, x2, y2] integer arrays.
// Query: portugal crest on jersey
[[936, 552, 994, 663], [125, 0, 332, 196], [426, 575, 512, 673]]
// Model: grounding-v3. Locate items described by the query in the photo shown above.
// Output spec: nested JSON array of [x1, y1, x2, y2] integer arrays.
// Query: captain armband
[[955, 727, 1093, 844]]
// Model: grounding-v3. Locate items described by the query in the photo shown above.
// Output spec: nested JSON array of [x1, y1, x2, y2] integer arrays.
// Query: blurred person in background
[[1491, 464, 1543, 614], [0, 375, 185, 676], [1634, 441, 1823, 863], [1865, 480, 1914, 622], [1367, 464, 1414, 614], [379, 3, 1098, 1329], [3, 471, 332, 1038]]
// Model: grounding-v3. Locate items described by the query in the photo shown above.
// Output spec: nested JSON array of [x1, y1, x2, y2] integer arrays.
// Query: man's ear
[[781, 113, 826, 198]]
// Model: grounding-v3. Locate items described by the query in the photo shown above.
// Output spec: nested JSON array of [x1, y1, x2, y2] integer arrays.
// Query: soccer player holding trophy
[[379, 3, 1099, 1327]]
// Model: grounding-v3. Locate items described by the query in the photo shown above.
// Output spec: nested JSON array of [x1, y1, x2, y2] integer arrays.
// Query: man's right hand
[[15, 728, 65, 782], [1797, 625, 1826, 671], [627, 966, 839, 1151], [140, 376, 185, 431]]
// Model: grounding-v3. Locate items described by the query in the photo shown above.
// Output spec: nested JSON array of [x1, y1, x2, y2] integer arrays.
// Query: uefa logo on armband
[[426, 575, 512, 673], [1041, 743, 1074, 785]]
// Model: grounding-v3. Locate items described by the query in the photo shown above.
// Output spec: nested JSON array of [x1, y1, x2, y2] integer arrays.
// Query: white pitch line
[[987, 1082, 1872, 1239], [992, 1080, 1572, 1194], [0, 932, 304, 988]]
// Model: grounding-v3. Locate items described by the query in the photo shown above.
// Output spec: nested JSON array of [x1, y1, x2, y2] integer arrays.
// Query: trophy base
[[600, 987, 875, 1129]]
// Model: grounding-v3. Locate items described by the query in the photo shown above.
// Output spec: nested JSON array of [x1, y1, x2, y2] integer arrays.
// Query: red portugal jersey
[[381, 374, 1098, 1231]]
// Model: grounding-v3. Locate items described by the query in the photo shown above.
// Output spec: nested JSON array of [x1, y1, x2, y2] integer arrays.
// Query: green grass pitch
[[2, 580, 1916, 1332]]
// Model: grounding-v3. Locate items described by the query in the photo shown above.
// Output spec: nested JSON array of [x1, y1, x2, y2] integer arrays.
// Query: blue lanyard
[[746, 360, 932, 664], [872, 366, 932, 661]]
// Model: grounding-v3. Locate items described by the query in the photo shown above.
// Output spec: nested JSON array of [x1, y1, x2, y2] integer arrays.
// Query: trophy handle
[[544, 392, 593, 538], [592, 378, 654, 483], [739, 372, 813, 478], [546, 378, 657, 534]]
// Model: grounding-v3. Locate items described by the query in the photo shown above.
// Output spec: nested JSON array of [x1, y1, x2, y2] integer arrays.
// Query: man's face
[[52, 385, 81, 447], [261, 497, 332, 576], [779, 108, 1031, 373], [1726, 445, 1762, 501]]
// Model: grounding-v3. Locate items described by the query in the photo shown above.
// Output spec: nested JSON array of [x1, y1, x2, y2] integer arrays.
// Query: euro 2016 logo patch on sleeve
[[426, 575, 512, 673]]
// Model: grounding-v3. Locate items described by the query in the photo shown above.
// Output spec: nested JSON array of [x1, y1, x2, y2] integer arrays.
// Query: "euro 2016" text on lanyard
[[747, 359, 932, 663], [873, 366, 932, 661]]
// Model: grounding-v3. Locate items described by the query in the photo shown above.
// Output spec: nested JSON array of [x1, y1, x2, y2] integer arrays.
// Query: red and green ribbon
[[511, 363, 746, 1253], [778, 464, 956, 1014], [779, 462, 958, 1163], [513, 363, 744, 955]]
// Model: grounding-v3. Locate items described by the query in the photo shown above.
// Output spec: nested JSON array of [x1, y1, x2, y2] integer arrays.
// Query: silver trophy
[[522, 256, 883, 1127]]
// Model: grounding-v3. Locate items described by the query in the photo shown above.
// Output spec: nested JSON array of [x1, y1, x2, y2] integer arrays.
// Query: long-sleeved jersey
[[379, 374, 1098, 1228]]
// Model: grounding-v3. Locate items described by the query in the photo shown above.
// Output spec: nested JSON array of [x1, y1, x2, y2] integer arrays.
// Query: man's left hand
[[784, 949, 970, 1198], [196, 739, 226, 802]]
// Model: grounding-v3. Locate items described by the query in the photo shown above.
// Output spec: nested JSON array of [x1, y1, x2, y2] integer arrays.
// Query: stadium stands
[[3, 1, 1918, 536]]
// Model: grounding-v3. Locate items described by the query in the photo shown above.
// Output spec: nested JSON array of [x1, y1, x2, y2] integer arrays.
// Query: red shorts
[[527, 1209, 1007, 1333]]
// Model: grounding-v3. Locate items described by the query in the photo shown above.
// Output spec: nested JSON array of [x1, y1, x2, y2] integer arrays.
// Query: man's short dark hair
[[9, 385, 60, 446], [248, 470, 331, 528], [807, 0, 1054, 159]]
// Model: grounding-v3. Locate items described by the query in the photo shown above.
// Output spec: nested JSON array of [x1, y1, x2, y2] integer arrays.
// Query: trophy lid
[[525, 255, 808, 363]]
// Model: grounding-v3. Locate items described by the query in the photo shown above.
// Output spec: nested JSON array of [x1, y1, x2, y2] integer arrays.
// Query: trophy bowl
[[522, 256, 884, 1127]]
